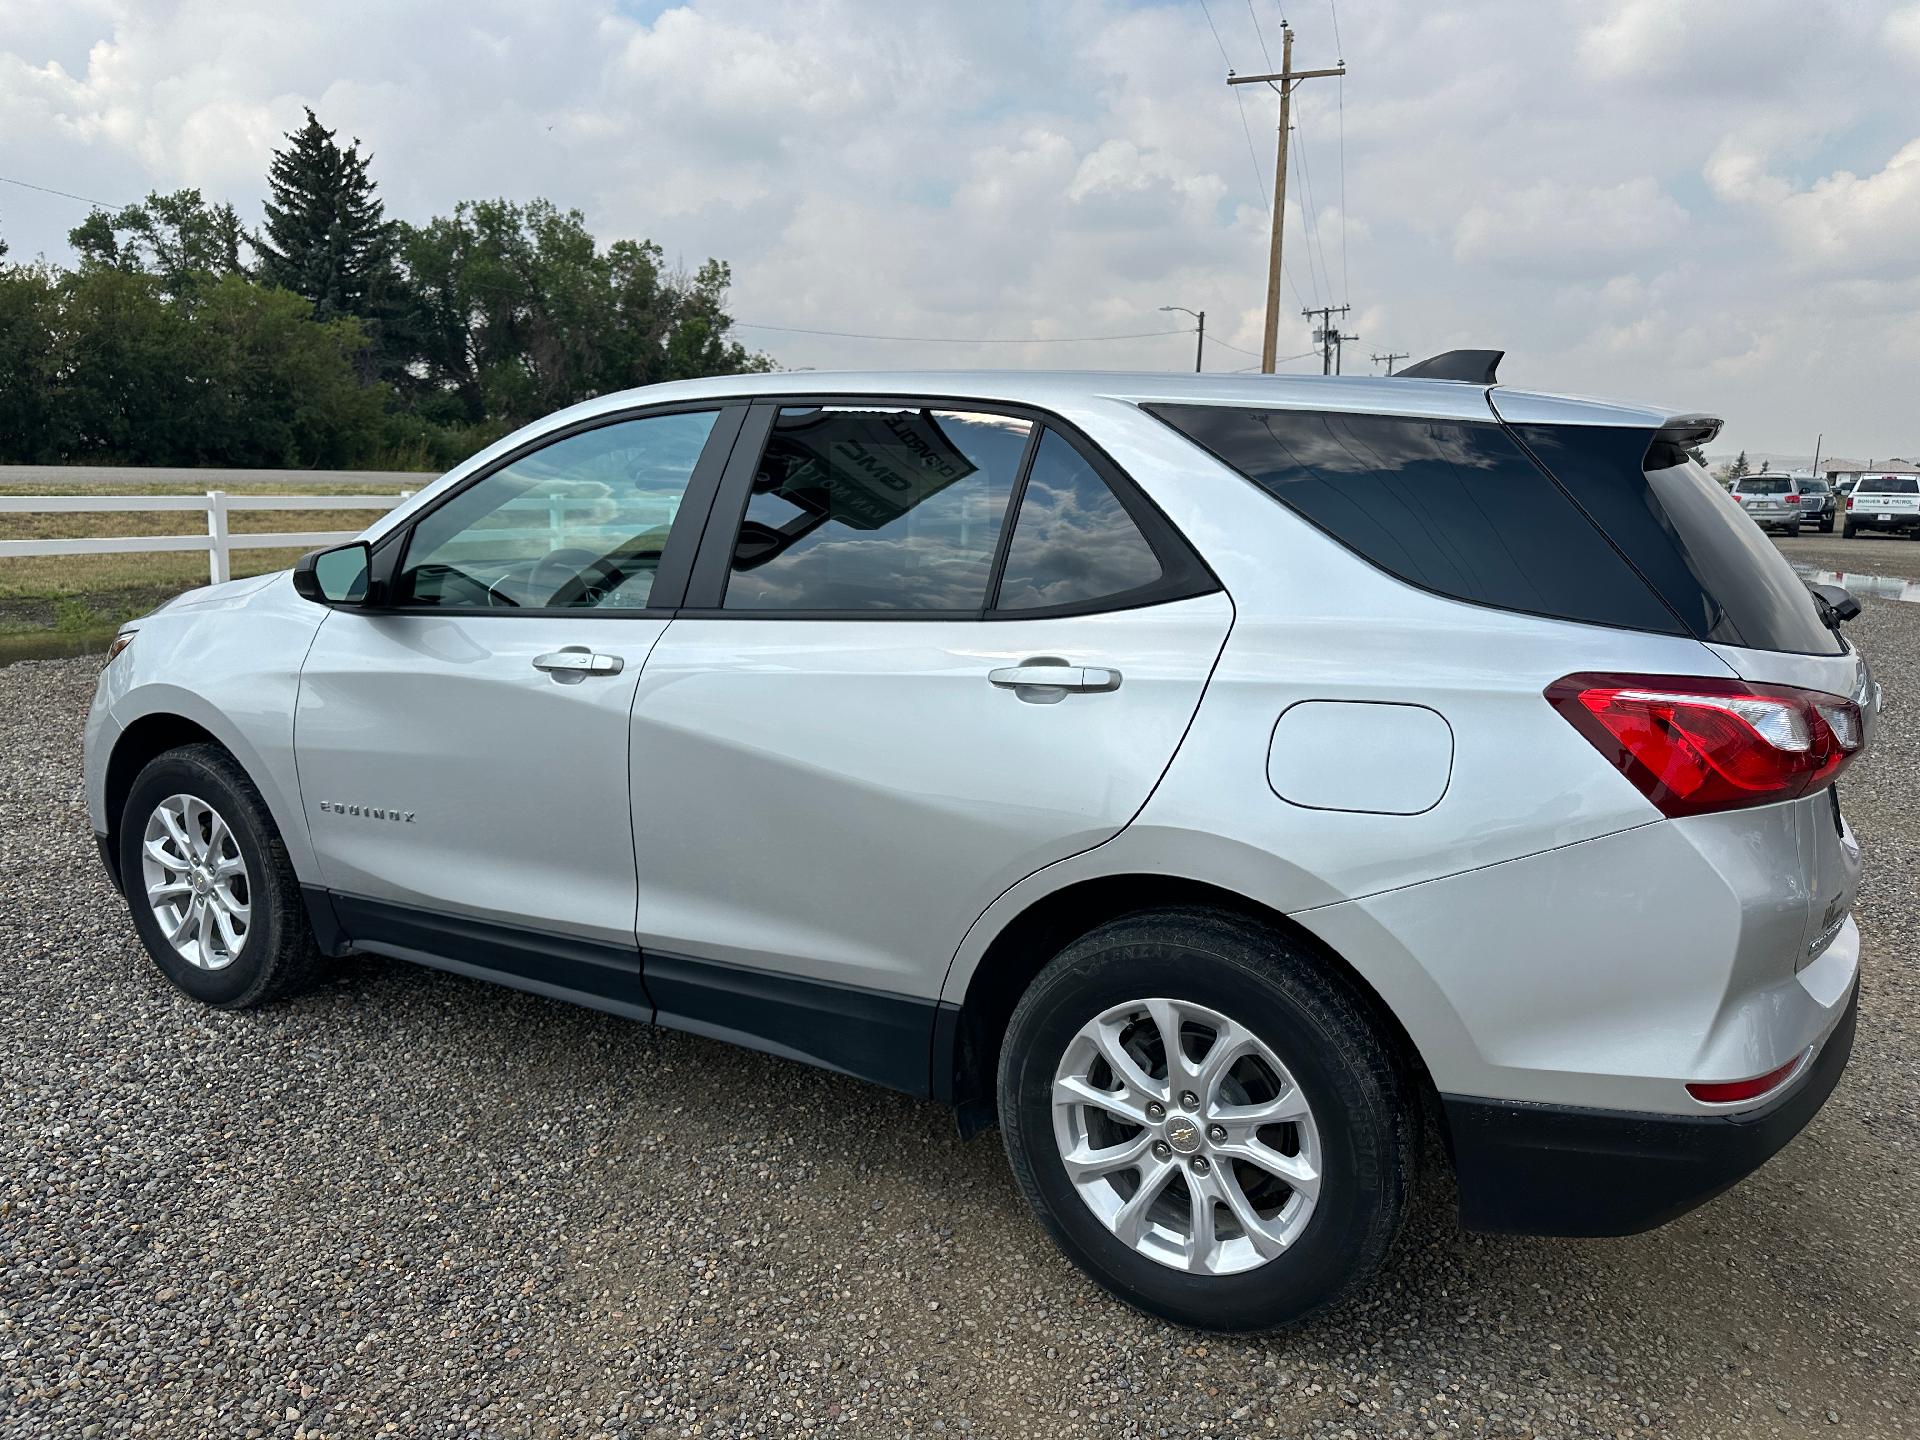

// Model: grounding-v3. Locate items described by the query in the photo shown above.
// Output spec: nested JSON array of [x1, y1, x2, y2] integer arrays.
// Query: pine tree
[[255, 108, 392, 321]]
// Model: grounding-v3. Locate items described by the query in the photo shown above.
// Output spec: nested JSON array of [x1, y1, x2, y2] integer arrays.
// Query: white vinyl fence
[[0, 491, 415, 585]]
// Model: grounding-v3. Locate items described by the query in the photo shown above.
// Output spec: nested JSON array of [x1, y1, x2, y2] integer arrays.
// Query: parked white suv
[[1844, 472, 1920, 538], [84, 359, 1873, 1332]]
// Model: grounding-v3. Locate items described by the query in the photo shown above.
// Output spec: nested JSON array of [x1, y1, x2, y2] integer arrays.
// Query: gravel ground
[[2, 598, 1915, 1439]]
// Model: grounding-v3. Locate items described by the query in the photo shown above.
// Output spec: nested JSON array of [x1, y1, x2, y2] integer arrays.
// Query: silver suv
[[84, 359, 1872, 1332]]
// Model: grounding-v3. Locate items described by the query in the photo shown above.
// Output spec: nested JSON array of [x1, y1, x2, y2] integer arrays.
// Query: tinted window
[[1741, 476, 1790, 493], [1515, 424, 1842, 655], [996, 429, 1163, 610], [1860, 475, 1919, 495], [722, 407, 1030, 611], [1800, 478, 1829, 493], [399, 411, 717, 609], [1147, 404, 1680, 634]]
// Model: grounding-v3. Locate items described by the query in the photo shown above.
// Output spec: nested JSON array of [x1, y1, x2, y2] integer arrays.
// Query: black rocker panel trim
[[318, 892, 946, 1100], [645, 950, 939, 1098], [330, 892, 649, 1019]]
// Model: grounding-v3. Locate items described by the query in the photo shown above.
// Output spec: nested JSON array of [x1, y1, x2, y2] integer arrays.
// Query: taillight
[[1847, 495, 1856, 510], [1546, 673, 1864, 818], [1786, 493, 1801, 504]]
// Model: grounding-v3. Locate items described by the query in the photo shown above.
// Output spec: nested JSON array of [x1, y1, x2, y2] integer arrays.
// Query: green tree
[[395, 198, 769, 427], [255, 108, 394, 321], [67, 190, 244, 297], [1730, 449, 1750, 479], [0, 264, 64, 462]]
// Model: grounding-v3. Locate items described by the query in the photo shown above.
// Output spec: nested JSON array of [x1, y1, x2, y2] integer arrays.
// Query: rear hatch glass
[[1508, 424, 1842, 655], [1146, 402, 1842, 656], [1858, 476, 1919, 495], [1739, 476, 1791, 494]]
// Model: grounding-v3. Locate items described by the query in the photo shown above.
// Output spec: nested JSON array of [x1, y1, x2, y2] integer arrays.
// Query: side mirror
[[293, 542, 372, 606], [1807, 581, 1861, 626]]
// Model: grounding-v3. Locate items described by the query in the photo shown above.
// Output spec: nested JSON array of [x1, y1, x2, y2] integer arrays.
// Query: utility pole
[[1302, 303, 1357, 375], [1372, 351, 1409, 376], [1228, 29, 1345, 373]]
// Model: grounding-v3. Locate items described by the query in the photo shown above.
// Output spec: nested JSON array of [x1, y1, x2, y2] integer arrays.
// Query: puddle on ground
[[0, 627, 118, 667], [1792, 564, 1920, 604]]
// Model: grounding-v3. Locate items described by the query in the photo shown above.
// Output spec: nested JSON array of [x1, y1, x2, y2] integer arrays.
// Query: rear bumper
[[1847, 514, 1920, 531], [1443, 982, 1857, 1236]]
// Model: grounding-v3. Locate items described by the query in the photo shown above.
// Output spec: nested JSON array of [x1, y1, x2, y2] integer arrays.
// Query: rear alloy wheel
[[1051, 997, 1323, 1275], [998, 908, 1414, 1332]]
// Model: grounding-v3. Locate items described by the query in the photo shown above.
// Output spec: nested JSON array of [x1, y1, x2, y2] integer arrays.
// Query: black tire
[[1785, 523, 1800, 538], [1820, 517, 1834, 534], [997, 908, 1415, 1332], [118, 742, 322, 1008], [1843, 521, 1856, 538]]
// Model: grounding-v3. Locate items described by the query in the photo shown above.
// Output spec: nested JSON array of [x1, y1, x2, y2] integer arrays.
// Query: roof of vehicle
[[580, 369, 1690, 430]]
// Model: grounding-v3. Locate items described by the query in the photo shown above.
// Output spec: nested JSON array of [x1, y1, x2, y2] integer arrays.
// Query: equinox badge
[[319, 800, 416, 823]]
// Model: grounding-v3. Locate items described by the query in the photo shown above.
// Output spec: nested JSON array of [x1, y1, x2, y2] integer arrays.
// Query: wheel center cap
[[192, 869, 212, 895], [1164, 1113, 1203, 1155]]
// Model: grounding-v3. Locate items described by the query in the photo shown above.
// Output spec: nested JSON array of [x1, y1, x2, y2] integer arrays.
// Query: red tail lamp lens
[[1686, 1052, 1808, 1104], [1546, 673, 1863, 818]]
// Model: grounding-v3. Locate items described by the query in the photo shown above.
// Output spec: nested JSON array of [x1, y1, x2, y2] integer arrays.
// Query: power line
[[1247, 0, 1276, 69], [0, 173, 118, 209], [1203, 333, 1265, 359], [733, 321, 1191, 345], [1292, 112, 1335, 305]]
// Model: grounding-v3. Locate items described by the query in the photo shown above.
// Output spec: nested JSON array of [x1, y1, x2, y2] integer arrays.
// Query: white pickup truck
[[1844, 473, 1920, 539]]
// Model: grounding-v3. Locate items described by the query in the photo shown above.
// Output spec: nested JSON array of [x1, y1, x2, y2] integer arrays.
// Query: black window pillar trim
[[679, 393, 1221, 620]]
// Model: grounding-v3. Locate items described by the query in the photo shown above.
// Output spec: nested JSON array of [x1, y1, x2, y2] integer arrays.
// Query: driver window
[[396, 410, 720, 610]]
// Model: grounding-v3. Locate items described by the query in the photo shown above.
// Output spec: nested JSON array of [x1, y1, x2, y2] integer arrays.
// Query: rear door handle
[[534, 647, 624, 683], [988, 664, 1122, 694]]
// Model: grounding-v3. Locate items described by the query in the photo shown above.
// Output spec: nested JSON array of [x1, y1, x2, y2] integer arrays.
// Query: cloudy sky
[[4, 0, 1919, 459]]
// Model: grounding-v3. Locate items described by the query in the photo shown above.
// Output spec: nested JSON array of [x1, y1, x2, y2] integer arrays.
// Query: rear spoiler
[[1654, 415, 1723, 446]]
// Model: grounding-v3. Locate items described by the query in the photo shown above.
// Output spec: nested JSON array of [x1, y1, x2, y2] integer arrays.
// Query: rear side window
[[1145, 404, 1681, 635], [721, 406, 1029, 611], [995, 429, 1163, 610], [1860, 475, 1919, 495], [1514, 425, 1842, 655]]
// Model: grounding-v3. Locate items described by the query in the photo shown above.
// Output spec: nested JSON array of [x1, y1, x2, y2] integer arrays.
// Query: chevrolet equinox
[[85, 356, 1873, 1332]]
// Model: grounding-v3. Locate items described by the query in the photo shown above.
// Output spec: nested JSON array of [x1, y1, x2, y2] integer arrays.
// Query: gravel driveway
[[2, 601, 1915, 1439]]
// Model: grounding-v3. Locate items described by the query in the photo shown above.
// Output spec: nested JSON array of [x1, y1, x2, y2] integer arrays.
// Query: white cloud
[[1453, 177, 1689, 273], [0, 0, 1917, 454]]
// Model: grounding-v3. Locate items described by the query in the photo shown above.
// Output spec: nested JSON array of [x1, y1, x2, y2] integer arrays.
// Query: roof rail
[[1394, 349, 1503, 384]]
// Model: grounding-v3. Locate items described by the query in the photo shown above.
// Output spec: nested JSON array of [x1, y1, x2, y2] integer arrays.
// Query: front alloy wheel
[[120, 742, 322, 1008], [141, 793, 251, 969], [1053, 997, 1322, 1275]]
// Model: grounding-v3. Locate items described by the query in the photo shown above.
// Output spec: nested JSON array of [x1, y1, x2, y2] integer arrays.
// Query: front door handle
[[533, 647, 624, 683], [988, 663, 1122, 698]]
